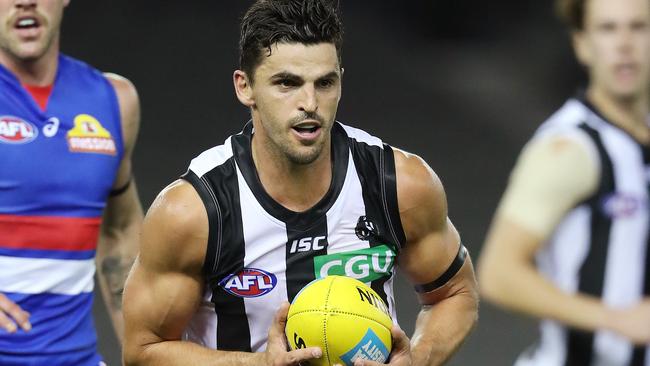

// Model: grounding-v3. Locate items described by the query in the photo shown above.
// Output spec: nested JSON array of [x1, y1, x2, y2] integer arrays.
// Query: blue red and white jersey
[[0, 54, 123, 365]]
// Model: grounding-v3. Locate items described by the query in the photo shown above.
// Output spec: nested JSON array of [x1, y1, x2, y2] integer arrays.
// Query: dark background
[[59, 1, 587, 365]]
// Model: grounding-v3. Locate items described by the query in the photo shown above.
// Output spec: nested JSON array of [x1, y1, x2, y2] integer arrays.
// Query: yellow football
[[285, 275, 393, 366]]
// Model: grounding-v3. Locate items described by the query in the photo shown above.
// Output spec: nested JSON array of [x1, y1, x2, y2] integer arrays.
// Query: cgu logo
[[219, 268, 277, 298], [0, 116, 38, 144], [289, 236, 326, 254], [313, 245, 395, 283]]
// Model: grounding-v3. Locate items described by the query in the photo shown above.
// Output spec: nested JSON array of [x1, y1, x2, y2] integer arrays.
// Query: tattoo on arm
[[101, 256, 131, 310]]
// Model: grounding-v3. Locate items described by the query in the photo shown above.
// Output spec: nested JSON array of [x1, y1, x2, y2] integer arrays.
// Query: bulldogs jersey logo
[[67, 114, 117, 155], [219, 268, 277, 298], [0, 116, 38, 144]]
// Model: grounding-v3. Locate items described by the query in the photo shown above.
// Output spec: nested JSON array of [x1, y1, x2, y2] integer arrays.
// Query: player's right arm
[[122, 179, 322, 366], [478, 134, 650, 344]]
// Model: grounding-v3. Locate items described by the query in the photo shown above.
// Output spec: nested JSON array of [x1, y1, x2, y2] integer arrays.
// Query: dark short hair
[[555, 0, 586, 31], [239, 0, 344, 83]]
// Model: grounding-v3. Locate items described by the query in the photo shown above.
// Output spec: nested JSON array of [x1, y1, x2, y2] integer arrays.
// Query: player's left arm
[[96, 73, 144, 342], [361, 149, 479, 366]]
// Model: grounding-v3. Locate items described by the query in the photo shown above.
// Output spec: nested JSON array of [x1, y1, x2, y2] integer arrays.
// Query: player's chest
[[0, 99, 121, 196]]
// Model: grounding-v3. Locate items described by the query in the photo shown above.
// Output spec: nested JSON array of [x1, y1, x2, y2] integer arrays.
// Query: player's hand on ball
[[266, 302, 323, 366], [0, 292, 31, 333], [353, 325, 411, 366]]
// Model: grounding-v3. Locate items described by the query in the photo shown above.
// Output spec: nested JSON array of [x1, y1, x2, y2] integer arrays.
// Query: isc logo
[[219, 268, 277, 298], [289, 236, 326, 254], [0, 116, 38, 144]]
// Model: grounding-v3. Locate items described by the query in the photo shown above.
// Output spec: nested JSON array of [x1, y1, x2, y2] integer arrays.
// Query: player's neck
[[0, 40, 59, 86], [587, 86, 650, 144], [252, 138, 332, 213]]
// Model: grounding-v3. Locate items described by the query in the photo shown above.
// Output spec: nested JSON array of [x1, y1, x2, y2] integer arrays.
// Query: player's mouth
[[292, 121, 322, 142], [13, 15, 43, 39], [614, 62, 638, 80]]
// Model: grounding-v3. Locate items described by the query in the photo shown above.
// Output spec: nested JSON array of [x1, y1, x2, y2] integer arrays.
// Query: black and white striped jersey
[[180, 121, 406, 353], [515, 98, 650, 366]]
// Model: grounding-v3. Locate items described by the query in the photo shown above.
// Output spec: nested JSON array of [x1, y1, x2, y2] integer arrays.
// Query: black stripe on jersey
[[232, 122, 349, 230], [349, 139, 402, 306], [564, 123, 616, 366], [198, 158, 252, 352], [630, 146, 650, 366], [285, 216, 330, 302], [181, 170, 221, 275], [381, 144, 406, 248]]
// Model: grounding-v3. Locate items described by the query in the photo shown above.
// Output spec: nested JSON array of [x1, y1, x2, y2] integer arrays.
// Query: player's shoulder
[[141, 179, 208, 271], [393, 148, 447, 224], [538, 98, 590, 131], [394, 148, 444, 197], [524, 98, 600, 168], [103, 72, 139, 107], [103, 72, 140, 143], [147, 179, 206, 232]]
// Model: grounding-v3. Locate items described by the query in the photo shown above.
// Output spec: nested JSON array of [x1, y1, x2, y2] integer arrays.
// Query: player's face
[[248, 42, 342, 165], [574, 0, 650, 100], [0, 0, 68, 62]]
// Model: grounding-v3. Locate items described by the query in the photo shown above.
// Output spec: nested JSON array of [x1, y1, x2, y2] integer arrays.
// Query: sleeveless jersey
[[515, 98, 650, 366], [181, 121, 406, 352], [0, 55, 123, 365]]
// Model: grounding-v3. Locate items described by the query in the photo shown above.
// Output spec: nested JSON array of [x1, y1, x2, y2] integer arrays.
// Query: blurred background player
[[478, 0, 650, 365], [0, 0, 142, 365], [122, 0, 478, 365]]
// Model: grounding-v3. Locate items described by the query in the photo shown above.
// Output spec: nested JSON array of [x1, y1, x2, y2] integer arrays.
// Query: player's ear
[[63, 0, 71, 7], [572, 31, 591, 67], [234, 70, 255, 108]]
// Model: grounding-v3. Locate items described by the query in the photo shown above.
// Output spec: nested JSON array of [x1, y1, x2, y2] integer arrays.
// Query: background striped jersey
[[515, 98, 650, 366]]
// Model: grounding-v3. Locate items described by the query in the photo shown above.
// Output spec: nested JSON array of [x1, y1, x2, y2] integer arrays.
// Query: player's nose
[[298, 85, 318, 113], [15, 0, 37, 9]]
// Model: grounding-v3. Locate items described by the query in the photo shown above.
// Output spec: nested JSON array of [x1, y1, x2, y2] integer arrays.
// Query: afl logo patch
[[0, 116, 38, 144], [219, 268, 277, 298], [601, 193, 644, 218]]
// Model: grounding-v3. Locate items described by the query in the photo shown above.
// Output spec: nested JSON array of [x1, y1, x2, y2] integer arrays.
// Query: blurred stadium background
[[60, 1, 586, 364]]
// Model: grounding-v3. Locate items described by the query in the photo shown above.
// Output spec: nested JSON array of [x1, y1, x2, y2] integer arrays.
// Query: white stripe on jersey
[[515, 320, 566, 366], [341, 123, 383, 147], [238, 167, 290, 353], [183, 289, 217, 347], [0, 256, 94, 295], [189, 136, 234, 177], [325, 151, 398, 320], [536, 206, 592, 294]]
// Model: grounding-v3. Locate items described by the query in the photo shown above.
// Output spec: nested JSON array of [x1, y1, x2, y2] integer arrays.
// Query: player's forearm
[[410, 290, 478, 366], [124, 340, 265, 366], [480, 257, 610, 332], [97, 221, 140, 340]]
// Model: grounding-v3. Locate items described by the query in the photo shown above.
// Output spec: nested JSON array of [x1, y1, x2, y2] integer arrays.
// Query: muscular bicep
[[393, 149, 476, 304], [124, 257, 203, 344], [123, 180, 208, 348]]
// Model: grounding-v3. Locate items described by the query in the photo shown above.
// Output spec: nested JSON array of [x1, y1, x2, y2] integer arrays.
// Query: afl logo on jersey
[[0, 116, 38, 144], [601, 192, 644, 218], [219, 268, 277, 298]]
